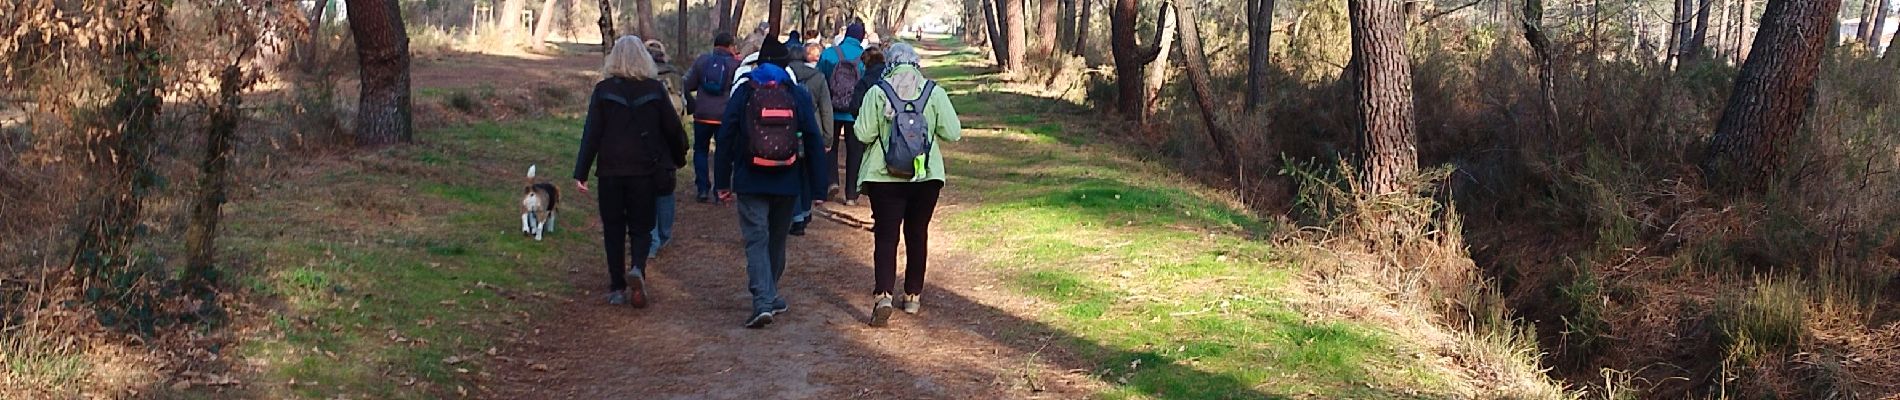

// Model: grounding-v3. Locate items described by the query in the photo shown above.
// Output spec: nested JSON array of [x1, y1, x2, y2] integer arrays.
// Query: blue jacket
[[816, 37, 866, 121], [713, 64, 832, 198]]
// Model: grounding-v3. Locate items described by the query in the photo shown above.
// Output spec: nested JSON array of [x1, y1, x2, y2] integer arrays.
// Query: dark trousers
[[597, 174, 670, 291], [692, 122, 719, 197], [833, 120, 866, 201], [865, 180, 944, 296]]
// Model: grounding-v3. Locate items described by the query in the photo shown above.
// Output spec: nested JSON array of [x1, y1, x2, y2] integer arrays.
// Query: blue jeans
[[649, 193, 675, 258], [692, 122, 720, 197], [736, 194, 794, 314]]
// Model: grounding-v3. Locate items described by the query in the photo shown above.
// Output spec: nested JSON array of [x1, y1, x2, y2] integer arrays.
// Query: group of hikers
[[568, 22, 962, 329]]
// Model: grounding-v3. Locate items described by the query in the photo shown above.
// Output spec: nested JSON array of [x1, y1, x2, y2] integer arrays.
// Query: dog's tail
[[527, 164, 538, 181]]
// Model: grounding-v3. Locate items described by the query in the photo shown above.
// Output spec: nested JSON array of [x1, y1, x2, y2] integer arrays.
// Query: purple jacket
[[683, 48, 738, 123]]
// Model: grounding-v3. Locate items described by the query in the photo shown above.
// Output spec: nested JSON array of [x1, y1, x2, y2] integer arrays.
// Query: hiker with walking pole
[[852, 43, 961, 327]]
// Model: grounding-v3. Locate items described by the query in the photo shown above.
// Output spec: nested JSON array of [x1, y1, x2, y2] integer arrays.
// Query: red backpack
[[745, 80, 800, 169]]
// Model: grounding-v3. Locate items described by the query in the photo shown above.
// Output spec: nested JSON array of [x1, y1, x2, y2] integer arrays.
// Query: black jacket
[[573, 77, 690, 181], [849, 62, 889, 113]]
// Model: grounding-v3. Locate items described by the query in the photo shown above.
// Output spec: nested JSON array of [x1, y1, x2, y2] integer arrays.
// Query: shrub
[[1715, 279, 1809, 352]]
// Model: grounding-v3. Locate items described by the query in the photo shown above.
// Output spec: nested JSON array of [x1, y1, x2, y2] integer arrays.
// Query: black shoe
[[745, 311, 775, 329], [789, 221, 808, 236], [696, 193, 712, 203], [772, 304, 789, 315]]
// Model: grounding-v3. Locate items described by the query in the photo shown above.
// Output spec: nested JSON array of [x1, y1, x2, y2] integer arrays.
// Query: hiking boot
[[772, 302, 789, 316], [606, 290, 628, 305], [745, 311, 775, 329], [626, 270, 648, 308], [902, 294, 921, 314], [789, 221, 808, 236], [870, 294, 895, 327]]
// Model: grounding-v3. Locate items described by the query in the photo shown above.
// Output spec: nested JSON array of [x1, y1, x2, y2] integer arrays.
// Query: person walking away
[[714, 40, 831, 328], [852, 43, 960, 327], [787, 42, 835, 235], [646, 39, 687, 259], [837, 46, 886, 206], [574, 36, 689, 307], [819, 23, 868, 203], [684, 33, 741, 203]]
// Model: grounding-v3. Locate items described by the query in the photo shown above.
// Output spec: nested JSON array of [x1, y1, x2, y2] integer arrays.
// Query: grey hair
[[885, 43, 921, 65], [603, 35, 658, 80]]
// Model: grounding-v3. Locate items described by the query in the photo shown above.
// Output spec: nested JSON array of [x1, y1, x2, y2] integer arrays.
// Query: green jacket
[[852, 64, 962, 190]]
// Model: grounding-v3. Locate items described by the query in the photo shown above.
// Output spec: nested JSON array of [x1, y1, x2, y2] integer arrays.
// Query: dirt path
[[486, 44, 1101, 399]]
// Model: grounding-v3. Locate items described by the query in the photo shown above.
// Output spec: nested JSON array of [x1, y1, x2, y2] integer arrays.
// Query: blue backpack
[[876, 80, 936, 179], [699, 53, 737, 94]]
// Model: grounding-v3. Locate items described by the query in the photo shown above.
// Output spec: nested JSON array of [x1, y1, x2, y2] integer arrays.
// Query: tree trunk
[[500, 0, 530, 37], [680, 0, 691, 57], [1109, 0, 1168, 119], [1683, 0, 1716, 62], [1737, 0, 1751, 61], [1872, 0, 1891, 54], [986, 0, 1008, 65], [1244, 0, 1276, 111], [599, 0, 618, 52], [72, 0, 167, 283], [1860, 0, 1880, 44], [731, 0, 750, 35], [1058, 0, 1076, 53], [1704, 0, 1842, 189], [770, 0, 785, 37], [1002, 0, 1027, 71], [1523, 0, 1557, 140], [714, 0, 731, 35], [893, 0, 916, 36], [347, 0, 414, 146], [1073, 0, 1092, 56], [1175, 1, 1238, 168], [1668, 0, 1689, 65], [1347, 0, 1418, 195], [1142, 4, 1176, 113], [185, 61, 247, 294], [533, 0, 563, 44], [302, 0, 331, 72], [638, 0, 660, 38], [1037, 0, 1060, 57]]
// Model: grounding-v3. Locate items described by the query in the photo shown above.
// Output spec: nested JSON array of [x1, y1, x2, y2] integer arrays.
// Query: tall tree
[[1859, 0, 1881, 45], [1244, 0, 1276, 111], [1683, 0, 1717, 62], [1347, 0, 1418, 194], [986, 0, 1009, 65], [1058, 0, 1076, 52], [1037, 0, 1061, 57], [1668, 0, 1689, 64], [533, 0, 564, 44], [1141, 3, 1176, 112], [892, 0, 916, 35], [731, 0, 751, 35], [1108, 0, 1170, 120], [347, 0, 414, 146], [1872, 0, 1892, 54], [1002, 0, 1027, 70], [1522, 0, 1557, 139], [499, 0, 530, 36], [680, 0, 691, 58], [1073, 0, 1093, 56], [770, 0, 786, 36], [302, 0, 331, 72], [637, 0, 660, 38], [1175, 1, 1238, 168], [1704, 0, 1843, 189], [714, 0, 731, 34], [599, 0, 618, 53]]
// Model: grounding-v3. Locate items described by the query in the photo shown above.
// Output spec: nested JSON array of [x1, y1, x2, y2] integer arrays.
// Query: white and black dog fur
[[521, 165, 559, 241]]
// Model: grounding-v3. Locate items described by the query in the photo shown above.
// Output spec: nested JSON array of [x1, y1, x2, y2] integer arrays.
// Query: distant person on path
[[714, 39, 832, 328], [853, 43, 961, 327], [684, 33, 741, 203], [838, 45, 886, 206], [819, 23, 868, 203], [573, 36, 689, 308], [788, 42, 835, 235], [646, 39, 685, 259]]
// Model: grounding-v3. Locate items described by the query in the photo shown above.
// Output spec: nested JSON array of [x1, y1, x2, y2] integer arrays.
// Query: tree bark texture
[[1244, 0, 1275, 111], [599, 0, 618, 53], [769, 0, 785, 37], [1668, 0, 1688, 64], [1109, 0, 1168, 119], [1704, 0, 1842, 189], [1860, 0, 1880, 44], [986, 0, 1008, 65], [1142, 4, 1176, 113], [731, 0, 750, 35], [1175, 2, 1238, 168], [1073, 0, 1092, 56], [1037, 0, 1061, 57], [533, 0, 563, 44], [714, 0, 731, 35], [637, 0, 660, 38], [1347, 0, 1418, 195], [1684, 0, 1716, 62], [1523, 0, 1557, 140], [1002, 0, 1027, 70], [185, 62, 247, 293], [347, 0, 414, 146], [1058, 0, 1076, 52]]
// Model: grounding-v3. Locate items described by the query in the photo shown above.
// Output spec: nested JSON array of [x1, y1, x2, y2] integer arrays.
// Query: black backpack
[[876, 80, 936, 179], [745, 80, 800, 169], [828, 47, 862, 112]]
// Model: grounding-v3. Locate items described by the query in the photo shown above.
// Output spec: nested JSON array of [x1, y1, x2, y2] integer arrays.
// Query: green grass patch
[[225, 117, 582, 398]]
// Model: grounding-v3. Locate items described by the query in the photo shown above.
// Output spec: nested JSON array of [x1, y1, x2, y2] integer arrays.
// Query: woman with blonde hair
[[572, 35, 689, 308]]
